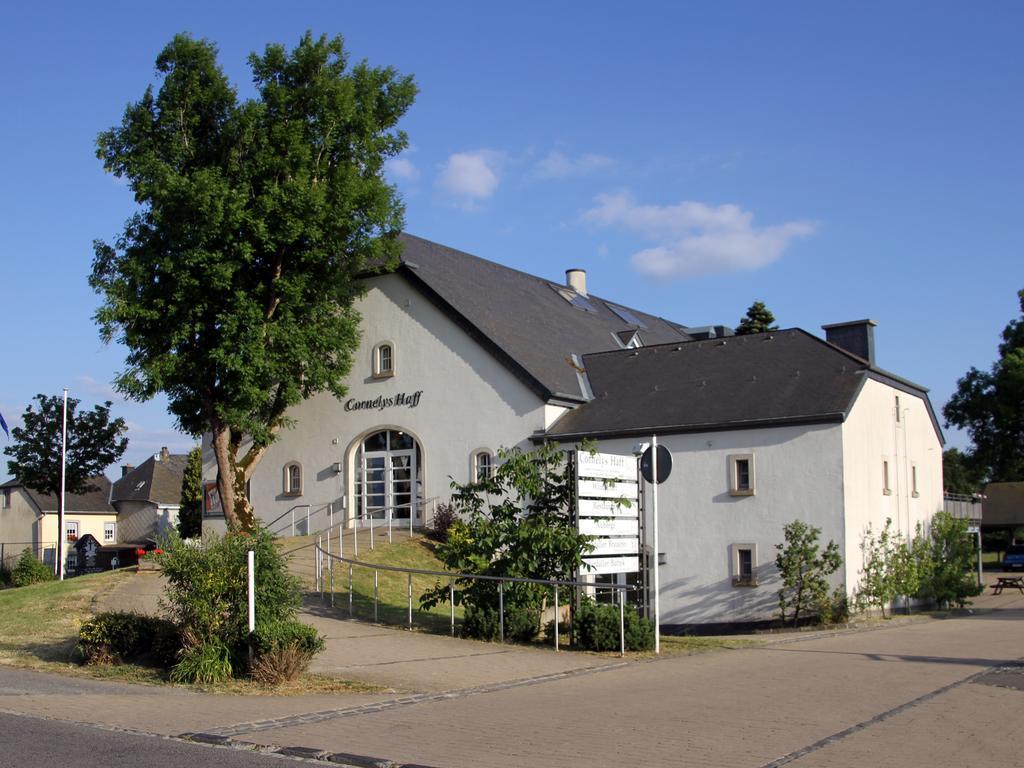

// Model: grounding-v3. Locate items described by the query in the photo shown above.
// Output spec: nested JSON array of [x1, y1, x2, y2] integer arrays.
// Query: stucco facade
[[206, 236, 945, 626]]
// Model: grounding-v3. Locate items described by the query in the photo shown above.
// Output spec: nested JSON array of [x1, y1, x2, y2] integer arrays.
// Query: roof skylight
[[551, 284, 598, 314], [607, 303, 647, 328]]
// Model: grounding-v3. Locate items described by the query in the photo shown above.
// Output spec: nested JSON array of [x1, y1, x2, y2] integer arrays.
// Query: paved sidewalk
[[61, 569, 1024, 768]]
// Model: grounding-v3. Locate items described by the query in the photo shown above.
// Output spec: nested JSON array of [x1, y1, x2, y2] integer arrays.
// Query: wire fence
[[0, 541, 56, 571], [310, 524, 633, 656]]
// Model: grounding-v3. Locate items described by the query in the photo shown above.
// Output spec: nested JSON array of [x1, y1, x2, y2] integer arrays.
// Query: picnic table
[[991, 576, 1024, 595]]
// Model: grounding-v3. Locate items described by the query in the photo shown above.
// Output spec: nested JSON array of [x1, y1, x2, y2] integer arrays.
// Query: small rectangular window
[[895, 395, 901, 422], [911, 464, 919, 498], [66, 520, 79, 541], [104, 522, 116, 543], [731, 543, 757, 587], [67, 552, 78, 571], [883, 460, 892, 495], [729, 454, 755, 496], [2, 488, 10, 509]]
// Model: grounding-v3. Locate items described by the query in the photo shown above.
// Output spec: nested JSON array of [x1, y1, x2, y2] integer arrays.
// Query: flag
[[0, 410, 8, 438]]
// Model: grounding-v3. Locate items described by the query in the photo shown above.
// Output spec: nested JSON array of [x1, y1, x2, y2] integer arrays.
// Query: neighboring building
[[981, 482, 1024, 535], [0, 476, 118, 570], [110, 447, 186, 543], [203, 234, 945, 625]]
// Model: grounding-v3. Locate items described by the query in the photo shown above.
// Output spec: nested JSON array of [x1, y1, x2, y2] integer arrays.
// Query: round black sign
[[639, 444, 672, 484]]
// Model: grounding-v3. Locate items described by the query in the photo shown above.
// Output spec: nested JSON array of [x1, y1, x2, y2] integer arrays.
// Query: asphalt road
[[0, 712, 304, 768]]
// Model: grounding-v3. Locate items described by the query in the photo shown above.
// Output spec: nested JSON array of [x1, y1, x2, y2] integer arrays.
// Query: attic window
[[134, 481, 146, 492], [606, 303, 647, 328], [551, 284, 597, 314]]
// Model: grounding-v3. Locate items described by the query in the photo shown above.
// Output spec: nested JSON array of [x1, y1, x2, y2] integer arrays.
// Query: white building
[[203, 234, 944, 626]]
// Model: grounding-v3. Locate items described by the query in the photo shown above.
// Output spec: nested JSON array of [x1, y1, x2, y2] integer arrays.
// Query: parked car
[[1002, 544, 1024, 571]]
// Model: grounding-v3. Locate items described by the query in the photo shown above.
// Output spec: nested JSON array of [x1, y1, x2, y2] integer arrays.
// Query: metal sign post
[[651, 435, 660, 654]]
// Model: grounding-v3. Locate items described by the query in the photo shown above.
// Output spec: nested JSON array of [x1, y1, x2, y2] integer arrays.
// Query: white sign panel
[[582, 555, 640, 575], [580, 517, 639, 537], [577, 479, 639, 500], [589, 537, 641, 557], [577, 451, 636, 481], [578, 498, 638, 518]]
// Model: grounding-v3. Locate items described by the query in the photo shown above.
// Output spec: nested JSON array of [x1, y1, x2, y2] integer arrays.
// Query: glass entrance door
[[355, 430, 419, 526]]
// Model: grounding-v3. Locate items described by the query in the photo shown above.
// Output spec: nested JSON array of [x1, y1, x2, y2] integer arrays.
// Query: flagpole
[[58, 388, 68, 581]]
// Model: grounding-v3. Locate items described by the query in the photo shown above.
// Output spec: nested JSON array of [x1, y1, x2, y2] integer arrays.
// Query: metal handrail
[[312, 528, 630, 656]]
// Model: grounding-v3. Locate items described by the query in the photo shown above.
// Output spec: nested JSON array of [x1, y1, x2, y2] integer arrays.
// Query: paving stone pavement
[[12, 570, 1023, 767]]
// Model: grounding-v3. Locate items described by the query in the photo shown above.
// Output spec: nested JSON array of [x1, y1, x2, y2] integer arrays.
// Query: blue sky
[[2, 2, 1021, 478]]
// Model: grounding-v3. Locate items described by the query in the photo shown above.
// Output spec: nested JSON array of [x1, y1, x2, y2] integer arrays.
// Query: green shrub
[[818, 586, 850, 626], [170, 638, 233, 684], [463, 603, 541, 643], [572, 596, 654, 652], [11, 549, 54, 588], [250, 620, 325, 684], [251, 620, 324, 656], [914, 511, 985, 608], [157, 527, 303, 660], [78, 611, 179, 667]]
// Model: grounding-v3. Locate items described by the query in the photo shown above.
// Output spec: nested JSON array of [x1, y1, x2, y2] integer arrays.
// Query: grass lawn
[[310, 536, 465, 634], [0, 569, 132, 670]]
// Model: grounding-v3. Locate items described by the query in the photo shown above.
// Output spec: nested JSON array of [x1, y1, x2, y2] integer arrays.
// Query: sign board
[[576, 450, 641, 576], [577, 479, 639, 500], [582, 555, 640, 576], [578, 498, 638, 518], [203, 482, 223, 517], [576, 451, 636, 481], [580, 517, 639, 537], [588, 537, 641, 557], [639, 444, 673, 484]]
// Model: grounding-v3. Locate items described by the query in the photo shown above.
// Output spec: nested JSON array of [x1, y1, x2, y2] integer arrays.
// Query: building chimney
[[822, 319, 877, 365], [565, 268, 587, 296], [159, 446, 170, 461], [121, 464, 134, 478]]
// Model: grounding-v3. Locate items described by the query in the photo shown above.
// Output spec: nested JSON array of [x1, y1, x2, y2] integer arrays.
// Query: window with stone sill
[[729, 454, 755, 496], [283, 462, 302, 496], [731, 543, 758, 587], [373, 342, 395, 378]]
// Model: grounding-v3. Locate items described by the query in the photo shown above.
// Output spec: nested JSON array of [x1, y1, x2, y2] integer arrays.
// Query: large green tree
[[943, 290, 1024, 483], [4, 394, 128, 572], [90, 33, 416, 529], [735, 300, 779, 335]]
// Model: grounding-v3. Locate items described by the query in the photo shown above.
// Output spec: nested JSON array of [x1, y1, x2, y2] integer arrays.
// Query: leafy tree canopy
[[90, 32, 417, 529], [735, 300, 779, 335], [4, 394, 128, 498], [941, 448, 986, 496], [943, 289, 1024, 483]]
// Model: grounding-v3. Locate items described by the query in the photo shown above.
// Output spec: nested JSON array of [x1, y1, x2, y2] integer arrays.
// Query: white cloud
[[582, 191, 816, 278], [76, 375, 122, 402], [385, 156, 419, 182], [436, 150, 505, 205], [533, 151, 614, 180]]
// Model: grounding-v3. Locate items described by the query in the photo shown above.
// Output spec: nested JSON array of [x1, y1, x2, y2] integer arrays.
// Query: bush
[[818, 586, 851, 626], [463, 603, 541, 643], [427, 502, 458, 543], [915, 511, 984, 608], [10, 549, 54, 588], [572, 596, 654, 652], [157, 527, 303, 660], [250, 620, 325, 683], [78, 611, 179, 667], [170, 637, 233, 684]]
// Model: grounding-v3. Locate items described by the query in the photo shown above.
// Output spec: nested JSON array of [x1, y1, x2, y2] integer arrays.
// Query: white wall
[[206, 272, 550, 532], [840, 377, 944, 591], [595, 423, 846, 626]]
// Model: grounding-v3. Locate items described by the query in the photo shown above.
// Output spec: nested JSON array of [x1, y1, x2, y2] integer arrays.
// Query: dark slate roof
[[111, 453, 188, 505], [545, 329, 943, 441], [393, 234, 692, 402], [7, 476, 115, 514]]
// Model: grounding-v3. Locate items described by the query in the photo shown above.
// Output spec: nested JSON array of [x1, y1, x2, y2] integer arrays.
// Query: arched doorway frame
[[343, 424, 426, 529]]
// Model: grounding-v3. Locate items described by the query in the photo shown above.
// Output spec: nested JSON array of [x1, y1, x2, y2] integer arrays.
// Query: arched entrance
[[353, 429, 421, 526]]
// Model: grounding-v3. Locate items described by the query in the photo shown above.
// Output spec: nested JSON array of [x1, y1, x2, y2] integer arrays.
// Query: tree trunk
[[211, 424, 260, 532]]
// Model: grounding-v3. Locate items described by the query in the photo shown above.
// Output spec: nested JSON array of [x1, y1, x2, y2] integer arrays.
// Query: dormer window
[[373, 342, 395, 378], [284, 462, 302, 496]]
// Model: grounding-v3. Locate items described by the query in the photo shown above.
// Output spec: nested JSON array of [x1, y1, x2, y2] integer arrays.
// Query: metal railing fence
[[311, 524, 632, 656], [265, 497, 441, 540]]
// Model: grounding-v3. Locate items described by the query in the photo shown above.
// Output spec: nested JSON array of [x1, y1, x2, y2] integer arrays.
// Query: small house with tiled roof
[[110, 447, 187, 543]]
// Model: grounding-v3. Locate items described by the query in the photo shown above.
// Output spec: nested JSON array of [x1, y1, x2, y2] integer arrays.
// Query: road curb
[[179, 732, 438, 768]]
